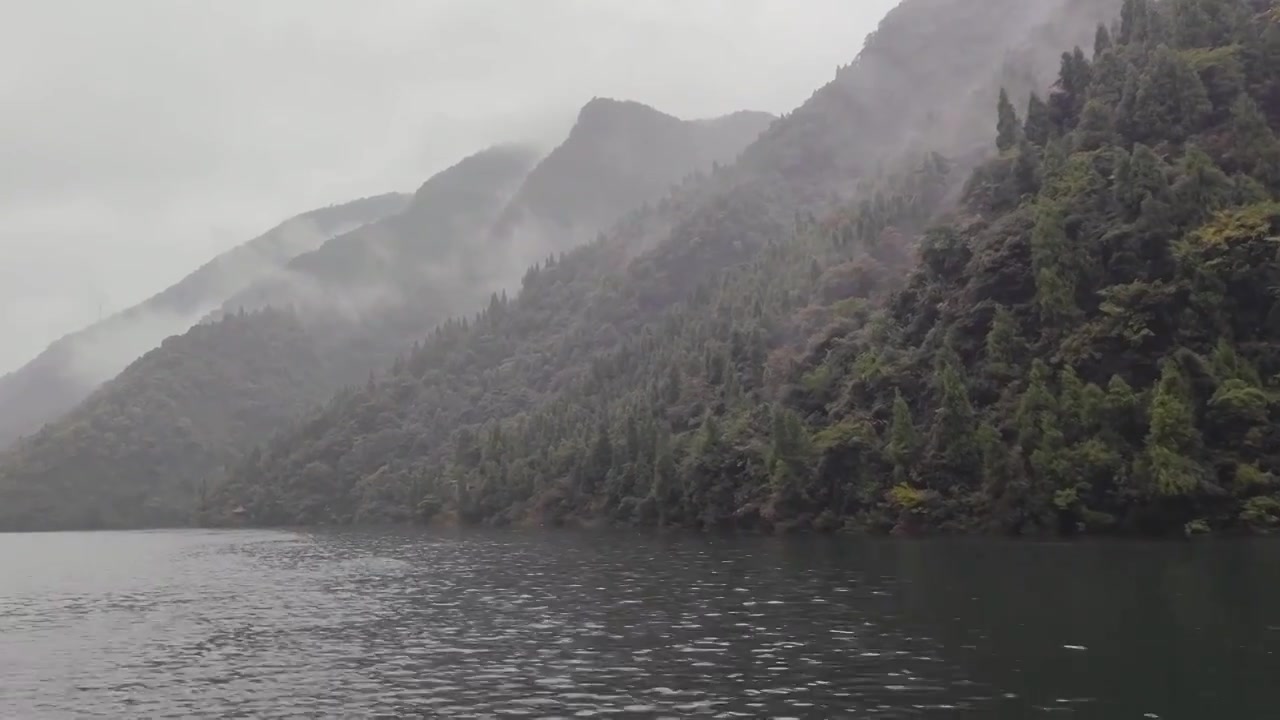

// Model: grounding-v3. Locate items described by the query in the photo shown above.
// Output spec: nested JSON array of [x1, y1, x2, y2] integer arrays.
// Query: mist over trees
[[0, 102, 772, 530], [6, 0, 1280, 538], [0, 194, 410, 451]]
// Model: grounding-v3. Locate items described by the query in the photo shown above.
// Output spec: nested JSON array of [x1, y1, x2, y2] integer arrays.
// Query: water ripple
[[2, 529, 1278, 718]]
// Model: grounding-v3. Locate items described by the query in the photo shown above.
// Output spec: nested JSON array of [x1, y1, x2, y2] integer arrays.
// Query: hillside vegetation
[[208, 0, 1145, 532], [0, 105, 770, 530], [0, 193, 409, 449]]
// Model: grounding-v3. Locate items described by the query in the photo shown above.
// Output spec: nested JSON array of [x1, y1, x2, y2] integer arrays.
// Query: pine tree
[[1075, 99, 1115, 151], [977, 421, 1009, 493], [886, 390, 918, 484], [1131, 45, 1212, 144], [1094, 23, 1113, 58], [1049, 48, 1093, 132], [997, 88, 1021, 152], [586, 420, 613, 492], [1120, 0, 1153, 45], [984, 305, 1022, 378], [1030, 202, 1080, 323], [926, 357, 980, 484], [1017, 360, 1058, 451], [1172, 145, 1233, 227], [1057, 366, 1089, 441], [1228, 94, 1280, 183], [1014, 138, 1042, 196], [1143, 360, 1202, 497], [1024, 92, 1052, 147]]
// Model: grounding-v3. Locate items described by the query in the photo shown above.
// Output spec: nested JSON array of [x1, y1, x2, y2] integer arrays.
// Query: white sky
[[0, 0, 897, 372]]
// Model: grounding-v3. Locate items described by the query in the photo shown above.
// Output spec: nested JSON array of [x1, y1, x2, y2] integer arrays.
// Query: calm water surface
[[0, 529, 1276, 718]]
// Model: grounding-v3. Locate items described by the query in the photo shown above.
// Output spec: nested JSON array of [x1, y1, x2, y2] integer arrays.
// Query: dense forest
[[0, 192, 409, 450], [208, 0, 1190, 533], [0, 308, 330, 530], [0, 104, 771, 530], [11, 0, 1276, 538]]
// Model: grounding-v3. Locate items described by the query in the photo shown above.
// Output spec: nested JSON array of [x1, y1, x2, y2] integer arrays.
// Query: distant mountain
[[0, 100, 770, 530], [219, 145, 541, 318], [0, 192, 409, 450], [207, 0, 1122, 529], [485, 101, 773, 271], [739, 0, 1124, 200]]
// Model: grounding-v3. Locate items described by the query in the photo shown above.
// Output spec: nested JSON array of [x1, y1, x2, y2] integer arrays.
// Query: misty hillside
[[739, 0, 1125, 204], [0, 192, 409, 450], [0, 100, 768, 530], [219, 0, 1280, 537], [205, 0, 1124, 527], [485, 101, 774, 269], [219, 145, 541, 317], [0, 309, 328, 530]]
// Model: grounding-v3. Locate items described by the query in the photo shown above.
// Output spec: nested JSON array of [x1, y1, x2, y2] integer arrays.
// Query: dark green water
[[0, 529, 1275, 718]]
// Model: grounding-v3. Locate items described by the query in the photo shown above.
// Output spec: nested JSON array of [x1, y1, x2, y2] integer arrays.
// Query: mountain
[[483, 101, 775, 272], [0, 101, 771, 531], [218, 145, 541, 319], [206, 0, 1123, 528], [0, 147, 534, 531], [397, 0, 1280, 537], [0, 308, 327, 530], [0, 192, 410, 449], [798, 0, 1280, 536]]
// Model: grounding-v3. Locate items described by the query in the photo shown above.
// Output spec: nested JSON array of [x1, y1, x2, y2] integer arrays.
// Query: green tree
[[886, 390, 918, 484], [1143, 359, 1203, 497], [1024, 92, 1052, 146], [1228, 94, 1280, 183], [1131, 45, 1212, 144], [984, 305, 1022, 378], [1030, 202, 1080, 324], [1094, 23, 1113, 58], [926, 356, 980, 484], [997, 88, 1021, 152], [1017, 360, 1058, 451]]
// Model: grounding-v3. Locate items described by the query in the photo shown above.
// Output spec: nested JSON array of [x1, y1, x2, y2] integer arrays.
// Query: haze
[[0, 0, 897, 373]]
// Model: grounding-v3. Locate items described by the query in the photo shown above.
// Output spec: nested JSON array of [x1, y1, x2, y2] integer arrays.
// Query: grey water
[[0, 529, 1276, 718]]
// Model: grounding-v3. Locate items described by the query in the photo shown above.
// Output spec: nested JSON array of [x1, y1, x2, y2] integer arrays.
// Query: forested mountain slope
[[0, 309, 327, 530], [208, 0, 1122, 527], [0, 147, 532, 531], [410, 0, 1280, 537], [0, 101, 767, 531], [797, 0, 1280, 536], [0, 193, 409, 449]]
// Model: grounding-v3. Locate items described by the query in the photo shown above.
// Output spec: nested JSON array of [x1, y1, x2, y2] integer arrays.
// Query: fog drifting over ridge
[[0, 0, 898, 373]]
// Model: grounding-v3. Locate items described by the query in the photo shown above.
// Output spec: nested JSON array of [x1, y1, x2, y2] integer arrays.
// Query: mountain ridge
[[0, 99, 772, 530], [0, 191, 410, 449], [204, 0, 1124, 528]]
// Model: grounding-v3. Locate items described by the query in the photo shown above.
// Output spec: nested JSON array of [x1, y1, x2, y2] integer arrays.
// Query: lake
[[0, 528, 1275, 718]]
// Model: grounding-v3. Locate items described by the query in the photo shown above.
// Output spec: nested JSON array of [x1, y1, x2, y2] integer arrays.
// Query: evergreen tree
[[1024, 92, 1053, 147], [1143, 360, 1203, 497], [1120, 0, 1153, 45], [997, 88, 1021, 152], [1131, 45, 1212, 144], [1017, 360, 1058, 451], [984, 305, 1022, 378], [926, 356, 980, 484], [1094, 23, 1114, 58], [1228, 94, 1280, 183], [886, 390, 918, 484], [1030, 202, 1080, 324]]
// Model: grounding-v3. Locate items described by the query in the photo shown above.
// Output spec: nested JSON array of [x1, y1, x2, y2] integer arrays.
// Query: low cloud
[[0, 0, 897, 372]]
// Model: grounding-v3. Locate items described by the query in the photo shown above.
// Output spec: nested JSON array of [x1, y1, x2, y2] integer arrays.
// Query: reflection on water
[[0, 528, 1276, 718]]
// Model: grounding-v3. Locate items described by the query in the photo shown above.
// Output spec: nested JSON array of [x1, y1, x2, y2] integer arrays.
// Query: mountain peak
[[569, 97, 682, 139]]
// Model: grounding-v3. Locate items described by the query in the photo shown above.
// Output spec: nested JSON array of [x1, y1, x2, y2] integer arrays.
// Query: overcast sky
[[0, 0, 897, 373]]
